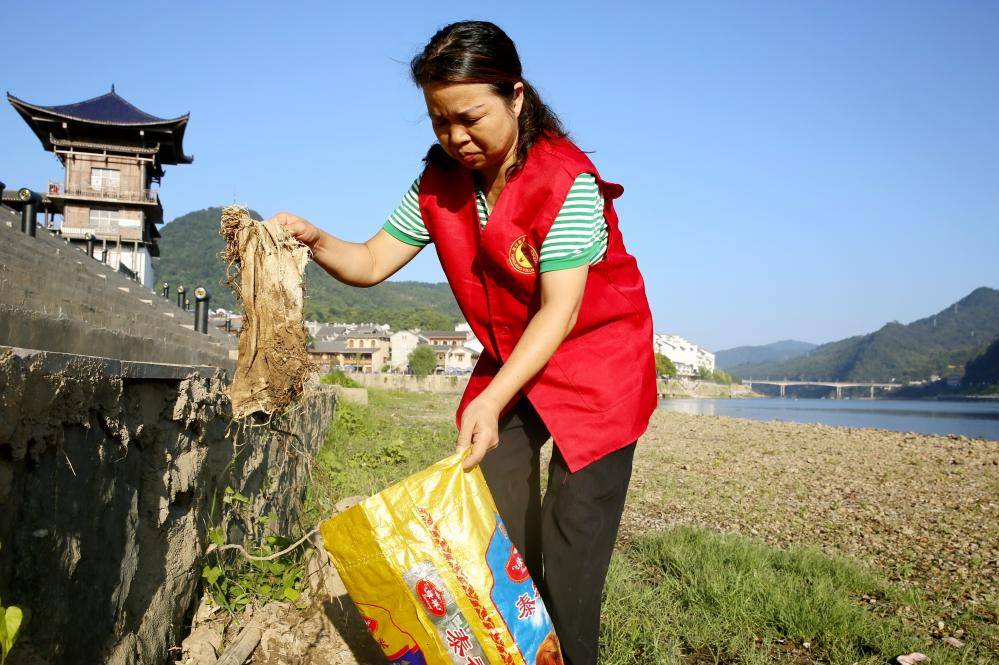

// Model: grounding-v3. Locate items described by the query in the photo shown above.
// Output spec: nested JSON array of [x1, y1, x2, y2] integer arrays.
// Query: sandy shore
[[620, 410, 999, 647]]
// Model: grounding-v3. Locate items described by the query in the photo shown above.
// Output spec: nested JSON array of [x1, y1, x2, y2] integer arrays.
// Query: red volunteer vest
[[419, 135, 657, 472]]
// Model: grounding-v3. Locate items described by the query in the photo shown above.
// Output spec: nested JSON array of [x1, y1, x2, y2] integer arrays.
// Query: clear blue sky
[[2, 1, 997, 351]]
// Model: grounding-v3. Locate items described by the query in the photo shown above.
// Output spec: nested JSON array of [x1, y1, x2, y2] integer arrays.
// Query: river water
[[658, 397, 999, 441]]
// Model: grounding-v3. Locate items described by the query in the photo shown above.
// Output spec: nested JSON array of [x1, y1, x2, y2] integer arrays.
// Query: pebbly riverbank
[[619, 410, 999, 655]]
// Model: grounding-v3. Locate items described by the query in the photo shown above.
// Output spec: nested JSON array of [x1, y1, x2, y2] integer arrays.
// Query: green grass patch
[[319, 369, 362, 388], [599, 526, 960, 664], [305, 390, 454, 523]]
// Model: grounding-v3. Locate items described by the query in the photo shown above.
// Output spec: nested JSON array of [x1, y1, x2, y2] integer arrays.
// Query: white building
[[654, 333, 715, 377], [388, 323, 484, 372], [455, 322, 484, 354], [390, 330, 423, 371], [435, 345, 480, 371]]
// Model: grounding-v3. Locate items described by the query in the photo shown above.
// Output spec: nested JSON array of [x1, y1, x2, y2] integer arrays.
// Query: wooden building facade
[[7, 87, 192, 288]]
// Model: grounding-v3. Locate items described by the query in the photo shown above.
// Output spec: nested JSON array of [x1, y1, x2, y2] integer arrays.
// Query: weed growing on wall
[[200, 486, 308, 618], [0, 602, 21, 665], [0, 544, 23, 665]]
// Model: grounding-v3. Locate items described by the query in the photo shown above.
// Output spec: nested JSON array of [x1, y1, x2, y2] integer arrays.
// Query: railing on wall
[[47, 182, 158, 204], [117, 263, 137, 280]]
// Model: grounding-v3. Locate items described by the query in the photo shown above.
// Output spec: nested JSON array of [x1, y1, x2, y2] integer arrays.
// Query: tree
[[697, 367, 736, 385], [409, 345, 437, 376], [713, 369, 736, 385], [654, 353, 677, 378]]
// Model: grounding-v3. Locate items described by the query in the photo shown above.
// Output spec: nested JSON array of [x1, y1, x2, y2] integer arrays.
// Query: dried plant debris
[[220, 206, 314, 419]]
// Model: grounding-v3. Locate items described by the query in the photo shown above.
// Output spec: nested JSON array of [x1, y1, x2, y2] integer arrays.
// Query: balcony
[[46, 182, 159, 205]]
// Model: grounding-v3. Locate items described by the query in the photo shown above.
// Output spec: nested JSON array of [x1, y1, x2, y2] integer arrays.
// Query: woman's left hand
[[456, 394, 502, 470]]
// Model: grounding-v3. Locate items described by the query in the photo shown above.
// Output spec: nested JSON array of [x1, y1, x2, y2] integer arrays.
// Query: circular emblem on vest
[[508, 235, 538, 275]]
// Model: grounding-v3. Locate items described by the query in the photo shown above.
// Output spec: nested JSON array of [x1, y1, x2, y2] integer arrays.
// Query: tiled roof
[[7, 88, 193, 165], [346, 331, 390, 339], [432, 344, 478, 354], [8, 89, 185, 126], [310, 340, 378, 355], [423, 330, 468, 338], [309, 340, 350, 354], [351, 325, 390, 335]]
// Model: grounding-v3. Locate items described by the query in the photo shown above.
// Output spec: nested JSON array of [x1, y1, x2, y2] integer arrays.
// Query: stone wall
[[658, 377, 761, 399], [0, 218, 235, 370], [351, 372, 470, 394], [0, 346, 336, 665]]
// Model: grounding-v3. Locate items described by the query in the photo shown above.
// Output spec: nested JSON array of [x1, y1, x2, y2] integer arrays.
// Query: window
[[90, 168, 120, 190], [89, 209, 119, 234]]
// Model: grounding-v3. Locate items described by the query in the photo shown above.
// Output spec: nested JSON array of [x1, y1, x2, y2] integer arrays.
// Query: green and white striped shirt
[[383, 172, 608, 272]]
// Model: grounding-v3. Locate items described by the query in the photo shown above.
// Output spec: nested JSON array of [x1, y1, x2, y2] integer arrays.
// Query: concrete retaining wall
[[351, 372, 470, 394], [354, 373, 760, 399], [0, 346, 335, 665], [658, 377, 760, 399], [0, 219, 235, 371]]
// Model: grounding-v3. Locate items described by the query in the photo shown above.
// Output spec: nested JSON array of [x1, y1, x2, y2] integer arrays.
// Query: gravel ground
[[622, 410, 999, 652]]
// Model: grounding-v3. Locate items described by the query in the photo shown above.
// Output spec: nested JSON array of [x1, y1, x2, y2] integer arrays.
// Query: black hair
[[410, 20, 567, 179]]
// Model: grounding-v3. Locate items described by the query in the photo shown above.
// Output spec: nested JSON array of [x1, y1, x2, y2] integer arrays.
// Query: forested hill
[[152, 207, 462, 330], [964, 336, 999, 385], [727, 287, 999, 382], [715, 340, 817, 369]]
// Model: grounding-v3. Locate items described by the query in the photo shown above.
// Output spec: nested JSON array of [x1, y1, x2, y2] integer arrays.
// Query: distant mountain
[[715, 340, 816, 369], [727, 287, 999, 382], [152, 207, 463, 330]]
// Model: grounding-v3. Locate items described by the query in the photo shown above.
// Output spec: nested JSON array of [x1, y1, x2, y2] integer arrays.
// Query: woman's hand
[[456, 393, 503, 470], [266, 215, 423, 288], [271, 211, 323, 252]]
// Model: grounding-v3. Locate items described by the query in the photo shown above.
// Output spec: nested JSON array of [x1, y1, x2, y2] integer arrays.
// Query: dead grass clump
[[220, 206, 314, 419]]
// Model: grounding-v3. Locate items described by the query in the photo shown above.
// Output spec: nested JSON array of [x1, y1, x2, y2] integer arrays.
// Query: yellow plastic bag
[[320, 450, 564, 665]]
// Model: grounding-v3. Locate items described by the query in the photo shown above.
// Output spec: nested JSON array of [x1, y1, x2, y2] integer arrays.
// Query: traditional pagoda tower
[[7, 87, 192, 288]]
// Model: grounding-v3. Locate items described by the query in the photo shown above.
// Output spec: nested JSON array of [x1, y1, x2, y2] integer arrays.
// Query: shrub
[[320, 370, 361, 388], [408, 345, 437, 376]]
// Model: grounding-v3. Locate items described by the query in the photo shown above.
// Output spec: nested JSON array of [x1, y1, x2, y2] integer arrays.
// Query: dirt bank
[[0, 347, 337, 665]]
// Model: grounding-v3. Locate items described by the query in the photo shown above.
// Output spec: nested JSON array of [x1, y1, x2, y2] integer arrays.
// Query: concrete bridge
[[742, 379, 903, 399]]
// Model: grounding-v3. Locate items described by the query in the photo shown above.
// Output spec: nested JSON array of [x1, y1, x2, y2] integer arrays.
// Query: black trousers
[[478, 398, 636, 665]]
